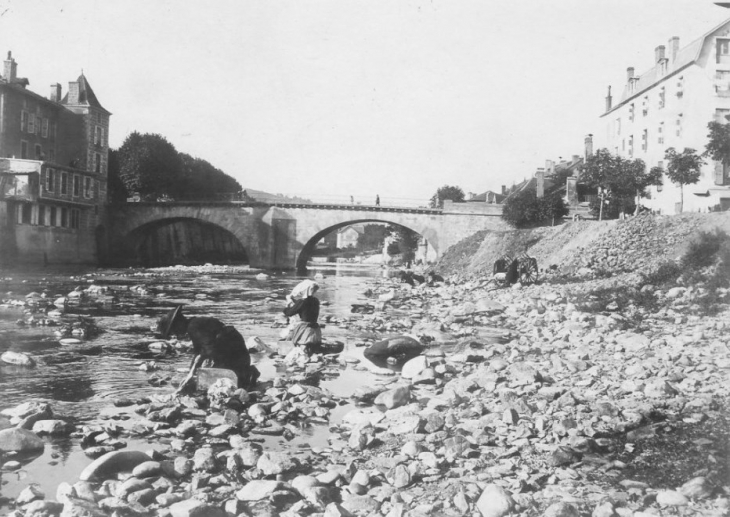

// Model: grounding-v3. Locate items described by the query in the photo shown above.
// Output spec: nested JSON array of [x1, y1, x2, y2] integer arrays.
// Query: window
[[41, 118, 48, 138], [50, 121, 56, 140], [45, 169, 55, 192], [677, 114, 684, 137], [615, 118, 621, 136], [629, 103, 635, 122], [60, 172, 68, 195], [70, 209, 80, 229], [38, 205, 46, 226], [28, 113, 35, 134], [83, 177, 94, 198], [20, 141, 28, 159], [676, 76, 684, 97], [50, 206, 57, 226], [94, 152, 101, 173], [642, 129, 648, 151], [659, 87, 665, 109], [60, 207, 68, 228], [717, 39, 730, 63], [658, 122, 664, 145], [94, 126, 103, 146], [628, 135, 634, 157], [73, 175, 81, 197], [34, 144, 42, 160], [642, 96, 649, 116], [20, 111, 28, 132], [49, 148, 55, 163]]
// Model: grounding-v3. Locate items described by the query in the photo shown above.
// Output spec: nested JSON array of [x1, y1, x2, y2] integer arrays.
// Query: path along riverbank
[[1, 212, 729, 517]]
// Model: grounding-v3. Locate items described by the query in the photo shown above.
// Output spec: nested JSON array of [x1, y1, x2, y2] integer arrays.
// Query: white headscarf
[[289, 279, 319, 301]]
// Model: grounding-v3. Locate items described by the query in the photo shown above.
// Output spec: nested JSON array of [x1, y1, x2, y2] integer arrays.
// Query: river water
[[0, 265, 400, 508]]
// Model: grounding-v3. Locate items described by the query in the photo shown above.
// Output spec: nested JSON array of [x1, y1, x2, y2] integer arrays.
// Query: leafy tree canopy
[[665, 147, 704, 213], [704, 121, 730, 165], [501, 188, 568, 228], [430, 185, 465, 208], [111, 132, 242, 202]]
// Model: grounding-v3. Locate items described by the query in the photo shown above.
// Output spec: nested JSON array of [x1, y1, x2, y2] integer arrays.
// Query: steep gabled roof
[[62, 74, 110, 114], [603, 17, 730, 117]]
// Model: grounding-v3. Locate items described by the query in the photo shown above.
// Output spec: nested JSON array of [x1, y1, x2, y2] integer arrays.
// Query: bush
[[644, 261, 682, 286], [681, 229, 727, 270]]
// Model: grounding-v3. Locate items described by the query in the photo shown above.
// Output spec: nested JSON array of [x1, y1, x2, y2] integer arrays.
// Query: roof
[[603, 17, 730, 117], [470, 191, 507, 203], [62, 74, 110, 114]]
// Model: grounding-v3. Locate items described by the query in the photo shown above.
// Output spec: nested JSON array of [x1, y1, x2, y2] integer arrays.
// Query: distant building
[[336, 224, 364, 249], [599, 16, 730, 212], [467, 188, 507, 204], [0, 51, 110, 264]]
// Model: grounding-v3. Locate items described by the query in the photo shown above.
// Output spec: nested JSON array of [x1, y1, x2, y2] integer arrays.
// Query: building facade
[[0, 52, 110, 264], [599, 17, 730, 213]]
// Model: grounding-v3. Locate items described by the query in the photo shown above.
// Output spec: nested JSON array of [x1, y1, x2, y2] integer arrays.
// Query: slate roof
[[62, 74, 110, 114], [603, 17, 730, 117]]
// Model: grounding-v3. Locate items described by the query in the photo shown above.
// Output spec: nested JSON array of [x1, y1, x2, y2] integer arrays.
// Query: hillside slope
[[437, 212, 730, 279]]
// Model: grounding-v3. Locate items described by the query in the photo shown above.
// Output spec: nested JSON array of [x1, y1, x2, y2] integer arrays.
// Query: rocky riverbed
[[1, 214, 729, 517]]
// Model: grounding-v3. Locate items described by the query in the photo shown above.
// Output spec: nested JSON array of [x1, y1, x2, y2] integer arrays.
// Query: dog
[[157, 305, 259, 394]]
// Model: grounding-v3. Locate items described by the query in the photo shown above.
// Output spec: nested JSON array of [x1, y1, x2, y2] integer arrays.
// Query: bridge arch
[[294, 218, 437, 272], [124, 217, 249, 267]]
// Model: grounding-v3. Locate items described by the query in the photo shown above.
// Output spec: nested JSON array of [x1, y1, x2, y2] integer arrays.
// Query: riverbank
[[1, 213, 729, 516]]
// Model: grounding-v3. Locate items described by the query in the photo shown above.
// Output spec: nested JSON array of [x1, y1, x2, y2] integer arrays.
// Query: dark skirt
[[288, 322, 322, 346]]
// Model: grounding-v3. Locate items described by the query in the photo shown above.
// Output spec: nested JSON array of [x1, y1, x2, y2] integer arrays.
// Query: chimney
[[49, 83, 62, 102], [501, 185, 506, 195], [585, 134, 594, 160], [3, 51, 16, 82], [627, 67, 635, 81], [545, 159, 555, 175], [536, 168, 545, 198], [669, 36, 679, 63], [655, 45, 666, 63], [67, 81, 79, 105], [605, 85, 612, 112]]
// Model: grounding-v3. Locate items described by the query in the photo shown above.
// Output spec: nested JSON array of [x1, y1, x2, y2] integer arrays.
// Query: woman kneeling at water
[[283, 279, 322, 354]]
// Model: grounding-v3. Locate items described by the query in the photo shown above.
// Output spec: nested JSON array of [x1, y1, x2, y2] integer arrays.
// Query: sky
[[0, 0, 727, 206]]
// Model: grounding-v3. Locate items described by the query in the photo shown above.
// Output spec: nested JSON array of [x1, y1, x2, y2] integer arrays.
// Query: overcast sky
[[0, 1, 727, 205]]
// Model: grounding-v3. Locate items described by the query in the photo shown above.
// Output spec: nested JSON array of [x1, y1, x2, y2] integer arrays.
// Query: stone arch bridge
[[109, 202, 507, 270]]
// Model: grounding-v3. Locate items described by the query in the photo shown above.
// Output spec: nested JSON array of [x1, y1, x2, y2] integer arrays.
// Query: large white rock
[[168, 498, 227, 517], [236, 480, 283, 501], [401, 356, 428, 379], [0, 427, 44, 452], [476, 484, 514, 517], [374, 385, 410, 409], [79, 450, 152, 482]]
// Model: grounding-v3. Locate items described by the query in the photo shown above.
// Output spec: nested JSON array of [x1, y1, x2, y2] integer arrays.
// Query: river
[[0, 264, 401, 508]]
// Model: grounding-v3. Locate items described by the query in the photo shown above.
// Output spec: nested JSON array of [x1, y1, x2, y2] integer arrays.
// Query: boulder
[[32, 419, 71, 435], [60, 497, 107, 517], [1, 402, 52, 420], [0, 427, 44, 452], [401, 356, 428, 379], [374, 385, 410, 409], [79, 450, 152, 482], [1, 351, 35, 367], [363, 335, 424, 359], [476, 484, 514, 517], [236, 480, 284, 501], [23, 500, 64, 517], [169, 498, 227, 517]]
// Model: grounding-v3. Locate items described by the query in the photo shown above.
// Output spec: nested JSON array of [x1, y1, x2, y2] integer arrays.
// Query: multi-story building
[[599, 16, 730, 213], [0, 51, 110, 264]]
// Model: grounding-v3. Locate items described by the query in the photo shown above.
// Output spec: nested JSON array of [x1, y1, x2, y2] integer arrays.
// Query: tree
[[581, 149, 658, 220], [358, 224, 388, 251], [117, 132, 182, 201], [704, 120, 730, 166], [386, 226, 420, 262], [430, 185, 465, 208], [106, 149, 128, 205], [501, 188, 568, 228], [179, 153, 241, 200], [665, 147, 704, 213]]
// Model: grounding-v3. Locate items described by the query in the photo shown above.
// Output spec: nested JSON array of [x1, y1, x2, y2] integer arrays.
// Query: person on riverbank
[[283, 279, 322, 354]]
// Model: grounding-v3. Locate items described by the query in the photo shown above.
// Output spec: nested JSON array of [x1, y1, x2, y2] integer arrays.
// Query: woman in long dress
[[283, 279, 322, 354]]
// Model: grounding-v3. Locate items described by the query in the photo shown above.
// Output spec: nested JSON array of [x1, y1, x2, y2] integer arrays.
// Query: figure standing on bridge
[[375, 195, 380, 207]]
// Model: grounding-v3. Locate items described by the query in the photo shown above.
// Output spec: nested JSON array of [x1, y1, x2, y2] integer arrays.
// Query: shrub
[[644, 261, 682, 286], [681, 229, 728, 271], [502, 190, 568, 228]]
